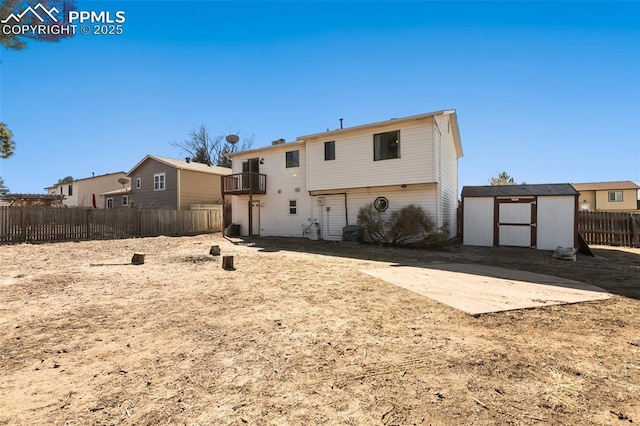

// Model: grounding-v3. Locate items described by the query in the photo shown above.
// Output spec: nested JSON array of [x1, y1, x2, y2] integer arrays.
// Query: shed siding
[[179, 169, 223, 210], [463, 197, 494, 246], [306, 120, 435, 191], [434, 114, 459, 238], [129, 159, 178, 209], [536, 196, 576, 250]]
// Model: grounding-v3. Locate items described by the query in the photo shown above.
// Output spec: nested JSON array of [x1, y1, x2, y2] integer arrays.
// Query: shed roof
[[571, 181, 640, 191], [461, 184, 578, 198]]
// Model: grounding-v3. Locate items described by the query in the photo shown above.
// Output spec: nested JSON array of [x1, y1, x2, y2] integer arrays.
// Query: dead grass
[[0, 234, 639, 425]]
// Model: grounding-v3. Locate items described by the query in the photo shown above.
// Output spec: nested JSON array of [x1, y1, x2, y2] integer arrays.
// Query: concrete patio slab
[[361, 263, 611, 315]]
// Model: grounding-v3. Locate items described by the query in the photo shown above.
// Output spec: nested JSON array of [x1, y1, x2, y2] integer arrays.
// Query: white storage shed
[[461, 184, 579, 250]]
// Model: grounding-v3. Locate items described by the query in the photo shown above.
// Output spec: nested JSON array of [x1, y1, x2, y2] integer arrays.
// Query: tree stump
[[209, 245, 221, 256], [131, 252, 146, 265], [222, 256, 234, 270]]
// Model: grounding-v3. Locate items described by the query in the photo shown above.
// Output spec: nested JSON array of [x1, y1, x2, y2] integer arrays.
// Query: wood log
[[209, 245, 221, 256], [222, 255, 234, 270], [131, 252, 146, 265]]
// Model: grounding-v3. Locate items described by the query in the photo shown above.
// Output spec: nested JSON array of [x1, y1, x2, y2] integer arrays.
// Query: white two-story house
[[224, 110, 463, 241]]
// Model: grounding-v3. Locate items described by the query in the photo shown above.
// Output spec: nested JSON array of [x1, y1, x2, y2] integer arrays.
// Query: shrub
[[356, 203, 439, 245]]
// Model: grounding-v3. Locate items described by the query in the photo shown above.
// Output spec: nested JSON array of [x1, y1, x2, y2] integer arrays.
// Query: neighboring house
[[100, 187, 132, 209], [45, 172, 127, 208], [1, 193, 65, 207], [224, 110, 463, 240], [126, 155, 232, 210], [461, 184, 579, 250], [571, 181, 640, 212]]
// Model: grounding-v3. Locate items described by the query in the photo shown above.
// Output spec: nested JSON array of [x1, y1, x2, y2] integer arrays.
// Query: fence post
[[20, 208, 26, 242], [86, 209, 91, 240]]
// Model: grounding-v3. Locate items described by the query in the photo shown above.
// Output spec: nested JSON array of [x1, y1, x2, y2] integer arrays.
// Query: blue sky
[[1, 1, 638, 194]]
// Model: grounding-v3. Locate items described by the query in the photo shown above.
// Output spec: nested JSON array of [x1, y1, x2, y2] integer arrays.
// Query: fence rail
[[0, 206, 223, 244], [578, 211, 640, 247]]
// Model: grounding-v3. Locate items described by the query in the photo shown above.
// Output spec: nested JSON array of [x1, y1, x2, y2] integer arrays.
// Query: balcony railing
[[222, 172, 267, 195]]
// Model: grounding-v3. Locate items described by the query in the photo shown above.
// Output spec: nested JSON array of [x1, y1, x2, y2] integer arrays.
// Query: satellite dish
[[226, 134, 240, 144], [118, 178, 129, 185]]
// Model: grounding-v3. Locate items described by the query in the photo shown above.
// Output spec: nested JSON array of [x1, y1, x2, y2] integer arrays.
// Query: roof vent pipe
[[185, 157, 191, 163], [339, 118, 343, 129]]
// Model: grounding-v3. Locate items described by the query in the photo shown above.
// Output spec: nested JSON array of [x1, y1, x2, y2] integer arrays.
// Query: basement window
[[373, 130, 400, 161], [608, 191, 623, 202]]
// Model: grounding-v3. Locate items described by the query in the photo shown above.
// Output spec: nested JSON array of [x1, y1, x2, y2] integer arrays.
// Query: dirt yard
[[1, 234, 639, 425]]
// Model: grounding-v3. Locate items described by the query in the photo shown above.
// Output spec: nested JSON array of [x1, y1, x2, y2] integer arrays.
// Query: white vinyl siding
[[536, 196, 576, 250], [306, 121, 435, 191], [434, 114, 460, 239], [463, 197, 494, 247]]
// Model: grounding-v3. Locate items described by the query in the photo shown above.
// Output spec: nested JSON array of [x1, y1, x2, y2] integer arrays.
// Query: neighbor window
[[68, 185, 73, 196], [373, 130, 400, 161], [289, 200, 297, 215], [106, 198, 114, 209], [154, 173, 165, 191], [123, 195, 129, 206], [608, 191, 623, 202], [60, 187, 63, 194], [324, 141, 335, 161], [136, 178, 141, 189], [286, 150, 299, 168]]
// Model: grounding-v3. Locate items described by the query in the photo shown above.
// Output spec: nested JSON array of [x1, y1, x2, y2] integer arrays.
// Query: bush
[[356, 203, 439, 245]]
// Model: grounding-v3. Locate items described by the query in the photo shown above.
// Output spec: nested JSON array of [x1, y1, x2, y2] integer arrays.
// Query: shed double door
[[495, 197, 537, 247]]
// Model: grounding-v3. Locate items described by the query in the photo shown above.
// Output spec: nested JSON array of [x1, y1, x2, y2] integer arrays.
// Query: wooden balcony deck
[[222, 172, 267, 195]]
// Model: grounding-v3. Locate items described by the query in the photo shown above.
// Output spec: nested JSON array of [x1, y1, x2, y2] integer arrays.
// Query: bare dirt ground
[[1, 234, 639, 425]]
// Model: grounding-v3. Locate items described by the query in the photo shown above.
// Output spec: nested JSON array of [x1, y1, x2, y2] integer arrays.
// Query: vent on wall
[[317, 197, 325, 205]]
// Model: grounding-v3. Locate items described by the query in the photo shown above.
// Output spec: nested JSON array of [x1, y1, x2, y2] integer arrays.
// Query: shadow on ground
[[228, 236, 640, 300]]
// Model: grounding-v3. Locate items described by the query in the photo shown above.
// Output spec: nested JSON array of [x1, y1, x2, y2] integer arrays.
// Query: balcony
[[222, 172, 267, 195]]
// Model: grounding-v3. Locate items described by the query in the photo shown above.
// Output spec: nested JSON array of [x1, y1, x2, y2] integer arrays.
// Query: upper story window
[[608, 191, 623, 202], [373, 130, 400, 161], [60, 187, 63, 195], [68, 185, 73, 196], [324, 141, 335, 161], [136, 178, 141, 189], [154, 173, 166, 191], [123, 195, 129, 206], [286, 150, 299, 168], [289, 200, 297, 215], [106, 198, 114, 209]]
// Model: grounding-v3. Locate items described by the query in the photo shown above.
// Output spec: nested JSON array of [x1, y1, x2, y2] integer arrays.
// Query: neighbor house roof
[[461, 184, 578, 198], [228, 109, 463, 158], [2, 193, 66, 201], [127, 155, 233, 177], [100, 187, 132, 196], [44, 171, 126, 190], [571, 181, 640, 191]]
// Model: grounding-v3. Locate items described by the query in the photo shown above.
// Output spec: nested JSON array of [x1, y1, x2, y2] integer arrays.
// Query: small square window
[[324, 141, 335, 161], [136, 178, 141, 189], [289, 200, 297, 215], [286, 150, 299, 168], [373, 130, 400, 161], [154, 173, 165, 191], [608, 191, 623, 202], [123, 195, 129, 206]]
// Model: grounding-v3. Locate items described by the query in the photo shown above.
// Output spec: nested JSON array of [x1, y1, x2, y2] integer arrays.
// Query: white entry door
[[497, 199, 536, 247], [251, 201, 260, 236]]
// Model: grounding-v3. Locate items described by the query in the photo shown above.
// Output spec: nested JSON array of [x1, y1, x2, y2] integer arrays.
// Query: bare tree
[[489, 171, 516, 185], [171, 125, 253, 168]]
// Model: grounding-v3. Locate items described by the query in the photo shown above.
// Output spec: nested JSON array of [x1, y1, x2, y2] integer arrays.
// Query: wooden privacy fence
[[0, 206, 223, 244], [578, 211, 640, 247]]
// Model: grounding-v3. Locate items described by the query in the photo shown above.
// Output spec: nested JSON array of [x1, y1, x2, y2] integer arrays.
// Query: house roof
[[571, 181, 640, 191], [44, 171, 126, 190], [2, 193, 65, 201], [227, 109, 463, 158], [127, 155, 233, 177], [461, 184, 578, 198], [100, 187, 132, 196]]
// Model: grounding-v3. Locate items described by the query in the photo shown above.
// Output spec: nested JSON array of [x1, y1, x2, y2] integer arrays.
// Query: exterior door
[[496, 198, 536, 247], [251, 201, 260, 236], [321, 195, 347, 241]]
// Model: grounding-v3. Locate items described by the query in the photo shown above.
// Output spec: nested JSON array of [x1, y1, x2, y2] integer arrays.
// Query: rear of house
[[572, 181, 640, 212], [224, 110, 463, 240], [46, 172, 127, 208]]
